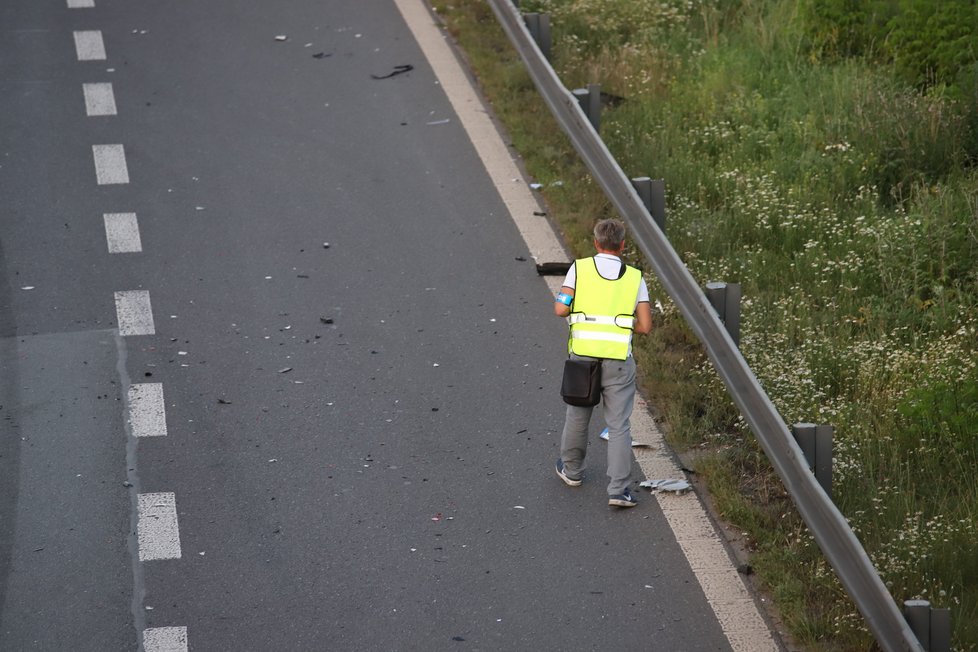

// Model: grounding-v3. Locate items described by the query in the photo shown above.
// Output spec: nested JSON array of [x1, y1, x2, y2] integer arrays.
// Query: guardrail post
[[572, 84, 601, 132], [929, 608, 951, 652], [522, 13, 551, 60], [792, 423, 833, 498], [630, 177, 666, 233], [904, 600, 931, 650], [903, 601, 951, 652], [704, 281, 740, 346]]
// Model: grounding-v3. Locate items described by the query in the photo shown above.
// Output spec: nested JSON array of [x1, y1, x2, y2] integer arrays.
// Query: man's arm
[[633, 301, 652, 334], [554, 286, 575, 318]]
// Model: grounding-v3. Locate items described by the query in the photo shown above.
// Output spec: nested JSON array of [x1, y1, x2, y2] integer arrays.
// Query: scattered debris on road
[[370, 64, 413, 80], [639, 479, 691, 494]]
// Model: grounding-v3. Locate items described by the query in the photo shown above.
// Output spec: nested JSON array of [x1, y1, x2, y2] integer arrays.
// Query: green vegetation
[[435, 0, 978, 648]]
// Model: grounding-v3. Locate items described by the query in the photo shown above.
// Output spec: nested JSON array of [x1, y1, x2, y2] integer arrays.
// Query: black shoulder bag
[[561, 357, 602, 406]]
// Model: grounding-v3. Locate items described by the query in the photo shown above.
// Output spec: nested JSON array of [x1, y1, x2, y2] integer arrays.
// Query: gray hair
[[593, 218, 626, 250]]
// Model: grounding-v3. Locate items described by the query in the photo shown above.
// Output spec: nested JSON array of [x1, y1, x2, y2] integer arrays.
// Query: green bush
[[803, 0, 978, 93]]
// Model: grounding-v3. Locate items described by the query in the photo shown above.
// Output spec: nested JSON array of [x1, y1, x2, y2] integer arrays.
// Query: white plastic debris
[[275, 35, 287, 41], [639, 479, 691, 494], [599, 428, 651, 447]]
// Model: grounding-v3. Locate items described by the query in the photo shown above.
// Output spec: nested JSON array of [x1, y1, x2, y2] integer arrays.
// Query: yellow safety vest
[[568, 257, 642, 360]]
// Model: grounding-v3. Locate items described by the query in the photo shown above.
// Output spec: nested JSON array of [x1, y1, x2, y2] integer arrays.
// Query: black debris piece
[[536, 262, 572, 276], [320, 317, 334, 325], [312, 52, 333, 59], [217, 398, 232, 405], [370, 64, 413, 80], [514, 256, 527, 262]]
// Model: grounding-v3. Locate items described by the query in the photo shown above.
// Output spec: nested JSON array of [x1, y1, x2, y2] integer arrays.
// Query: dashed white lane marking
[[114, 290, 155, 336], [394, 3, 780, 649], [92, 144, 129, 185], [104, 212, 142, 253], [83, 82, 117, 116], [137, 493, 182, 561], [128, 384, 167, 438], [73, 30, 105, 60], [143, 627, 188, 652], [67, 0, 95, 7]]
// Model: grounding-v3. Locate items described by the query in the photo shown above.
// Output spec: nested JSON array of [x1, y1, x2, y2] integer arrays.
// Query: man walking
[[553, 219, 652, 507]]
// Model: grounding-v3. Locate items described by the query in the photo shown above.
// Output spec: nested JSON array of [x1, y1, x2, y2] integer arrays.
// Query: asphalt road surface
[[1, 0, 738, 649]]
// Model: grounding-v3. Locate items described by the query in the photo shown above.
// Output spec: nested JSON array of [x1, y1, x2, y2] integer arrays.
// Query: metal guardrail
[[483, 1, 926, 649]]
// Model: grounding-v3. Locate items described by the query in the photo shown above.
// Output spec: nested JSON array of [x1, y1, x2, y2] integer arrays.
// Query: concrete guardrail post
[[572, 84, 601, 133], [791, 423, 833, 498], [903, 600, 951, 652], [704, 281, 740, 347], [630, 177, 666, 233], [929, 608, 951, 652], [522, 13, 551, 61]]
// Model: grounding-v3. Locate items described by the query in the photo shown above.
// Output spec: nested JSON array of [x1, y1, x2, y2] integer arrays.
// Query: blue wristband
[[556, 292, 573, 306]]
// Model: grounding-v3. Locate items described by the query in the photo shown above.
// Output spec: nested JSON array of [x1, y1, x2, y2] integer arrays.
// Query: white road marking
[[394, 3, 780, 649], [104, 212, 142, 253], [114, 290, 155, 336], [143, 627, 188, 652], [392, 0, 566, 266], [73, 30, 105, 61], [631, 398, 779, 650], [83, 82, 117, 116], [137, 493, 182, 561], [128, 384, 167, 438], [92, 144, 129, 185], [67, 0, 95, 7]]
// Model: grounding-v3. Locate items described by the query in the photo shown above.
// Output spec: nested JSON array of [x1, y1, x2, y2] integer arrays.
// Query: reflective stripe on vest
[[568, 257, 642, 360]]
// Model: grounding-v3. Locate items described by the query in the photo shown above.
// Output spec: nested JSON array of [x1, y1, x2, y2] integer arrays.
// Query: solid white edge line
[[83, 82, 117, 116], [92, 144, 129, 185], [104, 212, 142, 253], [393, 2, 780, 649], [631, 398, 780, 650], [137, 493, 182, 561], [73, 30, 106, 61], [128, 383, 167, 438], [114, 290, 155, 336], [143, 627, 188, 652], [392, 0, 566, 266]]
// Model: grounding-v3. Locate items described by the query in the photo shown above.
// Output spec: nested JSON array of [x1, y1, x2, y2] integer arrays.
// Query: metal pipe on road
[[485, 0, 926, 649]]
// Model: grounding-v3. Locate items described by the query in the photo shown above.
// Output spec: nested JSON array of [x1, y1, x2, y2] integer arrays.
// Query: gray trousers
[[560, 354, 636, 495]]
